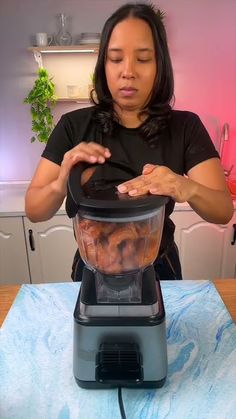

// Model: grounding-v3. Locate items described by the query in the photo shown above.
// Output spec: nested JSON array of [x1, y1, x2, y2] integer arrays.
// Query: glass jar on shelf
[[55, 13, 72, 46]]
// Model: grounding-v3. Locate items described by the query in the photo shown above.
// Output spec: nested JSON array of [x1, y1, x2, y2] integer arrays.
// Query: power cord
[[118, 387, 127, 419]]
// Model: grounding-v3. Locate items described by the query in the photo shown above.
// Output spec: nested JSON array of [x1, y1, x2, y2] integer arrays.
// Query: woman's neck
[[115, 107, 148, 128]]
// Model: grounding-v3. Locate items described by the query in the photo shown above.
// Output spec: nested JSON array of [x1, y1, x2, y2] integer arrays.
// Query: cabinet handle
[[29, 229, 35, 251], [231, 224, 236, 245]]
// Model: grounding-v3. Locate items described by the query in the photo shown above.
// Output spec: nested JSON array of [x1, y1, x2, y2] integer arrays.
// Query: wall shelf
[[28, 45, 98, 72], [57, 97, 91, 103], [27, 45, 97, 103], [28, 45, 99, 54]]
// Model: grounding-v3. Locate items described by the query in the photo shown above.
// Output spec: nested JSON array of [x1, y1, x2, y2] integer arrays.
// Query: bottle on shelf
[[55, 13, 72, 46]]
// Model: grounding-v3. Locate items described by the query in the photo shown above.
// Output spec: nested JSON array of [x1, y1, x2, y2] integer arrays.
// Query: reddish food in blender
[[74, 215, 162, 274]]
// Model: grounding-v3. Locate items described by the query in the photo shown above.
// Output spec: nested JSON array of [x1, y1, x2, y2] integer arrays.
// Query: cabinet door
[[221, 211, 236, 278], [0, 217, 30, 284], [170, 210, 236, 279], [23, 215, 77, 283]]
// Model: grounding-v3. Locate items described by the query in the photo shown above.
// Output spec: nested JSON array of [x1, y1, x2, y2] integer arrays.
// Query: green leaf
[[24, 67, 57, 143]]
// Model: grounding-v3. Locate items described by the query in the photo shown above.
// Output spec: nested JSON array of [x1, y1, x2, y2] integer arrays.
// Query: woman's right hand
[[25, 142, 111, 222], [56, 142, 111, 194]]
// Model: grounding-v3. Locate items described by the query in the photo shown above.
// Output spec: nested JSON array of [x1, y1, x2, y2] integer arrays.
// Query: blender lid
[[66, 159, 169, 219]]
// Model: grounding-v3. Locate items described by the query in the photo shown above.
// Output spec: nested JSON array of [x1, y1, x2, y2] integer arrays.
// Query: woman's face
[[105, 17, 157, 113]]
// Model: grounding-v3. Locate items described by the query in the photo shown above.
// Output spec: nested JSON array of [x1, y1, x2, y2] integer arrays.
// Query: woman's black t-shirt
[[42, 106, 219, 254]]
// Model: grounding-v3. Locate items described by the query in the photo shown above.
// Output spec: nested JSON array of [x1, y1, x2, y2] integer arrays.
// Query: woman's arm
[[117, 158, 234, 224], [25, 142, 111, 222], [25, 158, 65, 222], [185, 158, 233, 223]]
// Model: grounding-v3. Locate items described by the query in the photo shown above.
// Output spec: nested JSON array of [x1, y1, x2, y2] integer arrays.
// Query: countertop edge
[[0, 182, 235, 217]]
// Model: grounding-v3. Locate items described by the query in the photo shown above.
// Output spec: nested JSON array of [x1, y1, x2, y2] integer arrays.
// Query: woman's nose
[[121, 59, 135, 78]]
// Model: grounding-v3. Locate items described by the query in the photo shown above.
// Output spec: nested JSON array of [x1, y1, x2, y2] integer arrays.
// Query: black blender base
[[74, 376, 166, 389]]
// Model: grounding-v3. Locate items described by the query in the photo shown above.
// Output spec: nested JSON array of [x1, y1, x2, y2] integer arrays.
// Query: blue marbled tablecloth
[[0, 280, 236, 419]]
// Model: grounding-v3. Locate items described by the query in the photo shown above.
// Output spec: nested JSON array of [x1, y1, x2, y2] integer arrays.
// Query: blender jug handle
[[66, 162, 91, 217], [68, 160, 139, 204], [66, 159, 140, 218]]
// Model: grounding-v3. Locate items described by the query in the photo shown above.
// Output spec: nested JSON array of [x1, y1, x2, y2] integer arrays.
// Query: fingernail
[[89, 155, 97, 162], [143, 165, 151, 173], [117, 185, 127, 192], [98, 156, 105, 163], [129, 189, 138, 196], [105, 149, 111, 157]]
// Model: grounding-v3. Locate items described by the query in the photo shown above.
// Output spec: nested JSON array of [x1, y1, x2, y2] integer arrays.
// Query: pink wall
[[0, 0, 235, 181], [161, 0, 236, 176]]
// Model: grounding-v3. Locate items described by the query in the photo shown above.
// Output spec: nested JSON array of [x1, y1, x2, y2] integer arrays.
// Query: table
[[1, 280, 236, 419], [1, 280, 236, 327]]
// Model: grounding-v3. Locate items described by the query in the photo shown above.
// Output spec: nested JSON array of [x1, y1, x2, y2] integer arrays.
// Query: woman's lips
[[119, 87, 137, 97]]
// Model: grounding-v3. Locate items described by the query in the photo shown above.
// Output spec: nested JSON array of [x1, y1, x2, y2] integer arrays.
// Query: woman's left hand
[[117, 164, 194, 203]]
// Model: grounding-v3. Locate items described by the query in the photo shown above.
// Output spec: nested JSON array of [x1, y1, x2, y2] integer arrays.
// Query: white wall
[[0, 0, 235, 182]]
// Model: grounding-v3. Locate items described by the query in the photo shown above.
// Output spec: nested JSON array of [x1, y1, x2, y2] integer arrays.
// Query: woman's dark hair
[[92, 2, 174, 144]]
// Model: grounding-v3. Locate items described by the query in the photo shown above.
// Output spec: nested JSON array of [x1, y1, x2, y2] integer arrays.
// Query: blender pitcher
[[66, 160, 168, 303]]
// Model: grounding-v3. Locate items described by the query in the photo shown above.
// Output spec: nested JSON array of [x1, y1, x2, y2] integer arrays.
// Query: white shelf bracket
[[33, 51, 43, 68]]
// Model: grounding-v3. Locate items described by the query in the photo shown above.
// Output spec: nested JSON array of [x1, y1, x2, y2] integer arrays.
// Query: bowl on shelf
[[77, 32, 100, 44]]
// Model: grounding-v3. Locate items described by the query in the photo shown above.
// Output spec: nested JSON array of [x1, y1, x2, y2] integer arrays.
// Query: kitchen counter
[[1, 280, 236, 419], [1, 279, 236, 326], [0, 182, 66, 216], [1, 182, 235, 216]]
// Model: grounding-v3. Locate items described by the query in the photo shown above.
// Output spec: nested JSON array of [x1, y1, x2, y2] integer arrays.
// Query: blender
[[66, 160, 168, 389]]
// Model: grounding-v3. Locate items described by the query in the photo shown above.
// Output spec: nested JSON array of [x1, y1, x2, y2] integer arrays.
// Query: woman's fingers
[[73, 142, 111, 162], [117, 165, 182, 200], [63, 142, 111, 167], [142, 163, 156, 175], [118, 164, 160, 195], [80, 142, 111, 159], [117, 174, 152, 195]]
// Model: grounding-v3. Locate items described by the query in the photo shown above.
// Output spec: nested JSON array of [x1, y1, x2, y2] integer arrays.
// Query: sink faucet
[[219, 123, 229, 158], [218, 123, 234, 177], [224, 164, 234, 178]]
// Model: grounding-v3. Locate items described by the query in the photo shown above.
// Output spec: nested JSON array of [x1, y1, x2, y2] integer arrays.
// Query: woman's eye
[[109, 58, 122, 63], [137, 58, 151, 63]]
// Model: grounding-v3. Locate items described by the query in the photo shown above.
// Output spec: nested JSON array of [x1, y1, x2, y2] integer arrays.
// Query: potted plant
[[24, 68, 57, 143]]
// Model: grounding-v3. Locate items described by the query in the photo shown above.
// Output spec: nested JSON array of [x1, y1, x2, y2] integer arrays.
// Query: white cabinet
[[23, 215, 77, 283], [0, 217, 30, 285], [171, 209, 236, 279], [0, 214, 77, 285]]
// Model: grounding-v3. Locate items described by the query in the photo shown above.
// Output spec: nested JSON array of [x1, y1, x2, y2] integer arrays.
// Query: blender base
[[73, 266, 168, 389], [74, 377, 166, 389]]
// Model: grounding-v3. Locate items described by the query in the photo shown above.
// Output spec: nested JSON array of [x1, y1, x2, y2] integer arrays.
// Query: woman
[[25, 3, 233, 281]]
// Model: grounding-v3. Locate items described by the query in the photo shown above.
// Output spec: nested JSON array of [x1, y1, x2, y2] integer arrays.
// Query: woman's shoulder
[[170, 109, 200, 123], [61, 105, 96, 123], [167, 109, 204, 136]]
